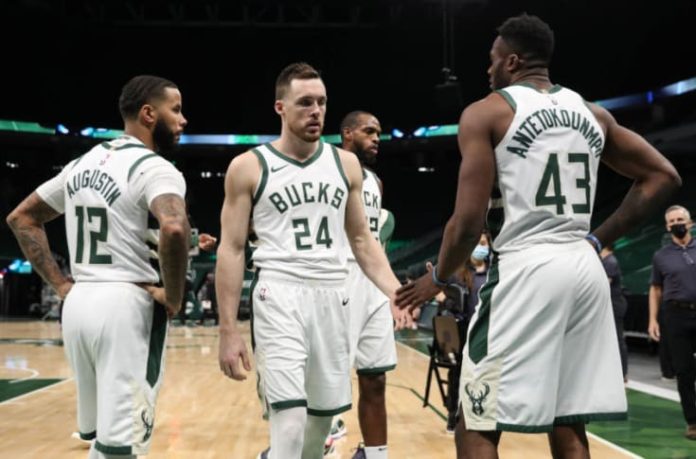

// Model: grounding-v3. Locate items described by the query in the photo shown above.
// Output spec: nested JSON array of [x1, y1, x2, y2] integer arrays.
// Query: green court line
[[396, 330, 692, 458], [0, 379, 63, 403], [588, 389, 694, 459], [387, 380, 448, 422]]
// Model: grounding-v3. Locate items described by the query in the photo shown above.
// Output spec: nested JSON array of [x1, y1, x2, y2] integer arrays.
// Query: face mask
[[670, 223, 689, 239], [472, 245, 490, 261]]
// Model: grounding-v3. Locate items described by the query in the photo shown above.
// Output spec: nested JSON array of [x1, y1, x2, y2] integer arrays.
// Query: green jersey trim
[[146, 304, 167, 387], [95, 442, 132, 455], [127, 153, 159, 181], [554, 411, 627, 425], [331, 145, 350, 190], [307, 403, 352, 417], [251, 148, 269, 205], [265, 141, 324, 168], [468, 258, 499, 364], [496, 89, 517, 113], [69, 155, 86, 171], [270, 399, 307, 410], [513, 82, 563, 94]]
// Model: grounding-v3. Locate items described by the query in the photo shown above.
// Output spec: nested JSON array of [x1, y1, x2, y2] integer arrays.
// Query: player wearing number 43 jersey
[[7, 75, 191, 458], [396, 14, 681, 459], [215, 63, 411, 459]]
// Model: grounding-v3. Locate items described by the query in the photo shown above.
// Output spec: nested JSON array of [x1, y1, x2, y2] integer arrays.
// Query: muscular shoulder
[[585, 101, 615, 134], [224, 150, 262, 192], [457, 93, 512, 143], [334, 147, 361, 186]]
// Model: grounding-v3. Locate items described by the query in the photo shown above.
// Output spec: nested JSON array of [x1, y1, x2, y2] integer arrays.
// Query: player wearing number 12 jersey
[[7, 75, 190, 458], [395, 14, 680, 458]]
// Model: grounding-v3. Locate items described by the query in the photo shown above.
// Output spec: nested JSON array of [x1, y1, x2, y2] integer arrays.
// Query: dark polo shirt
[[651, 238, 696, 302]]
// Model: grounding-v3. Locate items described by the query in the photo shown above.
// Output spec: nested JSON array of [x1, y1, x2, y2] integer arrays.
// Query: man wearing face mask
[[464, 234, 491, 321], [649, 204, 696, 440]]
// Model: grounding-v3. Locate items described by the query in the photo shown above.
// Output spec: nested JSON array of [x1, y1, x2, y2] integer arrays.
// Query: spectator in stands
[[461, 231, 492, 321], [648, 204, 696, 440], [600, 244, 628, 382], [197, 271, 218, 325]]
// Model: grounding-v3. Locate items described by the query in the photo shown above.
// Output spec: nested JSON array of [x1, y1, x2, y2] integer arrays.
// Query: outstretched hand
[[390, 299, 414, 331], [395, 262, 443, 312], [198, 233, 218, 252]]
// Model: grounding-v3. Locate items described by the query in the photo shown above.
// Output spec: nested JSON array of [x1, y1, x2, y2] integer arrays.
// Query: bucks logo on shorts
[[141, 409, 154, 442], [464, 382, 490, 416]]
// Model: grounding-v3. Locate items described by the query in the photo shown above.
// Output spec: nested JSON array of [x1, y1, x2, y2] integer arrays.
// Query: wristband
[[585, 233, 602, 254], [431, 264, 449, 288]]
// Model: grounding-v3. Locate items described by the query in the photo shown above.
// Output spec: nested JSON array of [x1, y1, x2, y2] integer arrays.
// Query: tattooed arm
[[149, 193, 190, 315], [6, 192, 73, 299]]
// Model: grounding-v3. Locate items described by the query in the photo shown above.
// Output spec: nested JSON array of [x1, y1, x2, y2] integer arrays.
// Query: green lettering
[[302, 182, 315, 203], [317, 183, 329, 204], [269, 192, 288, 213], [331, 188, 345, 209]]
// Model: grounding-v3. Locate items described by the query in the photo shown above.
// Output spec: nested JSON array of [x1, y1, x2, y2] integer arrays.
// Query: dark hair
[[119, 75, 178, 120], [339, 110, 373, 141], [275, 62, 321, 100], [497, 14, 554, 67]]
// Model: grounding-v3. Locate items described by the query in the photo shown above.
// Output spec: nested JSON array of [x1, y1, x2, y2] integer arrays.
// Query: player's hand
[[56, 280, 74, 300], [390, 297, 413, 331], [395, 262, 442, 312], [198, 233, 218, 252], [140, 285, 180, 318], [219, 329, 252, 381], [648, 319, 660, 342]]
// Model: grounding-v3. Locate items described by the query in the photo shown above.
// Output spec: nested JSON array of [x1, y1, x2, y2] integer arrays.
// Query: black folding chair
[[423, 314, 463, 409]]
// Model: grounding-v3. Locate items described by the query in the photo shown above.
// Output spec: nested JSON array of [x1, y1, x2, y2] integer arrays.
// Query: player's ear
[[140, 104, 157, 127], [274, 99, 284, 116], [506, 54, 522, 72]]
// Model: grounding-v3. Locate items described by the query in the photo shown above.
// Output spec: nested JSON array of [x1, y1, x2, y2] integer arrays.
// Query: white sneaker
[[329, 417, 347, 440], [71, 431, 93, 447]]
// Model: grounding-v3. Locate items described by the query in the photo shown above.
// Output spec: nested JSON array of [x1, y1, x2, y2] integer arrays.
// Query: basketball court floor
[[0, 320, 690, 458]]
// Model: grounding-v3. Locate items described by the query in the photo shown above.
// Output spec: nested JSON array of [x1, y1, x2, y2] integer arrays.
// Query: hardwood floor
[[0, 320, 633, 458]]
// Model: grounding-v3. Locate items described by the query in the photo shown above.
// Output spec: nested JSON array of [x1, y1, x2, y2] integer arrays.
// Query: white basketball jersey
[[36, 135, 185, 283], [489, 84, 604, 253], [346, 168, 382, 261], [251, 142, 350, 280]]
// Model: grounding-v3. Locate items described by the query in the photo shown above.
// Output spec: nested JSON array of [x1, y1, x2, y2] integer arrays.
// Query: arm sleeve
[[650, 253, 663, 286], [130, 159, 186, 207], [35, 159, 76, 213]]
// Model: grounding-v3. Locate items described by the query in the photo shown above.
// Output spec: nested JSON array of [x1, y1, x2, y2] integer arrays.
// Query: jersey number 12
[[74, 206, 112, 264]]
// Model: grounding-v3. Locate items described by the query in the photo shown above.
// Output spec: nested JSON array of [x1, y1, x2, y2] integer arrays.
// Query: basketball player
[[337, 111, 397, 459], [6, 75, 190, 458], [396, 14, 680, 458], [215, 63, 410, 459]]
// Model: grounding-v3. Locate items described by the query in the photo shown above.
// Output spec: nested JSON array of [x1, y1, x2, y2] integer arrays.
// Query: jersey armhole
[[331, 145, 350, 190], [127, 153, 159, 182], [495, 89, 517, 113], [251, 148, 268, 205]]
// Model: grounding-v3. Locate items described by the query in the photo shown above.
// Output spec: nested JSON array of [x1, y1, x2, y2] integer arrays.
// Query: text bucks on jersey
[[490, 84, 605, 252], [250, 142, 350, 280]]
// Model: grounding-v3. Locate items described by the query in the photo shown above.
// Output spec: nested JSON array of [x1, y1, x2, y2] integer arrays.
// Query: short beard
[[290, 123, 322, 143], [152, 118, 177, 153], [356, 149, 376, 166]]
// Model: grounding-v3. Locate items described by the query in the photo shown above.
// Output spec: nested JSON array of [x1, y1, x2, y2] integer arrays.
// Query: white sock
[[269, 407, 307, 459], [364, 445, 388, 459], [301, 415, 333, 459]]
